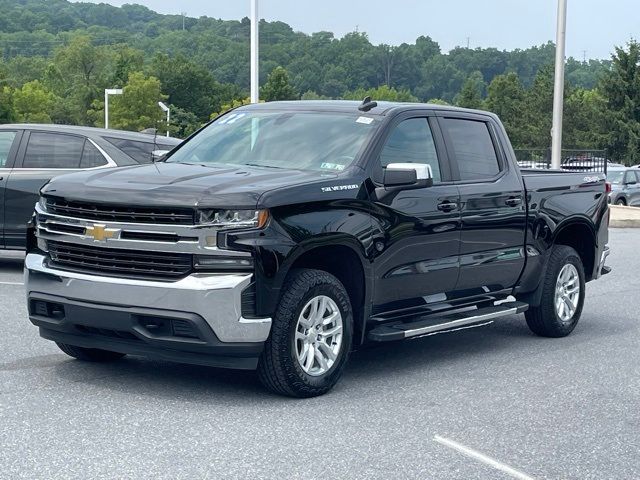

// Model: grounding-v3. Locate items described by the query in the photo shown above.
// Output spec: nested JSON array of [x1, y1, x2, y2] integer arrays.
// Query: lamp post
[[104, 88, 123, 130], [551, 0, 567, 169], [250, 0, 259, 103], [158, 101, 170, 137]]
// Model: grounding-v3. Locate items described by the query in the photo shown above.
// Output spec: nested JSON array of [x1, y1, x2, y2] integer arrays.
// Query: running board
[[367, 301, 529, 342]]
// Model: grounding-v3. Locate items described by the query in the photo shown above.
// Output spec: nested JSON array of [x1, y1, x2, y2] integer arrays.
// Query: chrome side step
[[367, 301, 529, 342]]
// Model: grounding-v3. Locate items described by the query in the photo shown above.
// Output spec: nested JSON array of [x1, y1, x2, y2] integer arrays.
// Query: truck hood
[[43, 162, 334, 208]]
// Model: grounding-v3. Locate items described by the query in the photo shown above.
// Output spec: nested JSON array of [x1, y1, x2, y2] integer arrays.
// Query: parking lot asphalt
[[0, 230, 638, 480]]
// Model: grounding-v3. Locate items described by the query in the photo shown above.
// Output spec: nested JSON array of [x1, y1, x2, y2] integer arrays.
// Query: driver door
[[370, 114, 461, 314]]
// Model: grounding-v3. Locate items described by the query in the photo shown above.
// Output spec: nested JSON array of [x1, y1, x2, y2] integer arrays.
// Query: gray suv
[[0, 124, 181, 250], [608, 167, 640, 206]]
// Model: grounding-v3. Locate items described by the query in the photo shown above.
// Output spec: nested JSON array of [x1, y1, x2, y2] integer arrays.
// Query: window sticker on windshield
[[320, 163, 346, 171], [356, 116, 374, 125]]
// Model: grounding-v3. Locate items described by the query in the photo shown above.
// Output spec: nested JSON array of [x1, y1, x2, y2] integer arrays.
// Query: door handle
[[505, 197, 523, 207], [437, 201, 458, 212]]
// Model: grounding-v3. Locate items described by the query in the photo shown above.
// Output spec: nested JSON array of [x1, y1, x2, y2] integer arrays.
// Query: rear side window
[[105, 137, 155, 164], [379, 118, 441, 182], [22, 132, 84, 169], [441, 118, 500, 181], [0, 131, 17, 167], [80, 141, 107, 168]]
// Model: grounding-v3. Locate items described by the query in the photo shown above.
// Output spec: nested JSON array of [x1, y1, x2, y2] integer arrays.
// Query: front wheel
[[525, 245, 585, 337], [257, 269, 353, 398], [615, 198, 627, 206]]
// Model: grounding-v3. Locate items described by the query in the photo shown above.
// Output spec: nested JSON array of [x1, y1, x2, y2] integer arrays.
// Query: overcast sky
[[78, 0, 636, 59]]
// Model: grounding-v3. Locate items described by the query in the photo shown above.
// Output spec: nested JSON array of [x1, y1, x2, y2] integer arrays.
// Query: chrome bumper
[[25, 253, 272, 343]]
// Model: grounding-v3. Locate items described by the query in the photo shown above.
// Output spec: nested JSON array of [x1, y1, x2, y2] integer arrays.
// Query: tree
[[600, 40, 640, 164], [12, 80, 59, 123], [105, 72, 167, 132], [261, 66, 298, 102], [343, 85, 417, 102], [484, 72, 527, 147], [455, 71, 485, 109]]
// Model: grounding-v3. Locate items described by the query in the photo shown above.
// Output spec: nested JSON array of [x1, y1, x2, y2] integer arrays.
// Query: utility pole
[[250, 0, 259, 103], [466, 37, 470, 49], [181, 12, 186, 31], [551, 0, 567, 170]]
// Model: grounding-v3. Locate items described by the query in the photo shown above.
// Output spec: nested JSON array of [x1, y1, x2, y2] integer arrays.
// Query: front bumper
[[25, 253, 272, 369]]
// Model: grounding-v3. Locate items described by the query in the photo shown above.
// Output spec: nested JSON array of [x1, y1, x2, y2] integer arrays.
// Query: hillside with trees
[[0, 0, 639, 163]]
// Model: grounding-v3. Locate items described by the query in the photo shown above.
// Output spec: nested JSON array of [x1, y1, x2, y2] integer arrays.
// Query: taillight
[[605, 181, 612, 193]]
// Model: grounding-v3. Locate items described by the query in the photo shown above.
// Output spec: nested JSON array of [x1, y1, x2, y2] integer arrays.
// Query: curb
[[610, 205, 640, 228]]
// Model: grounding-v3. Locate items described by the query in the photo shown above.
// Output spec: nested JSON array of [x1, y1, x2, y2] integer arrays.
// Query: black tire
[[257, 269, 353, 398], [56, 342, 126, 362], [615, 198, 627, 206], [525, 245, 585, 338]]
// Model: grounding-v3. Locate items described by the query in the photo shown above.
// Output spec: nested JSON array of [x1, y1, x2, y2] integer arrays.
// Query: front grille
[[46, 198, 195, 225], [47, 241, 193, 280]]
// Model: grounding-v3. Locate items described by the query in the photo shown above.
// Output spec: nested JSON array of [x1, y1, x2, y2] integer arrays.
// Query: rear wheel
[[525, 245, 585, 338], [56, 343, 126, 362], [257, 269, 353, 398], [615, 198, 627, 206]]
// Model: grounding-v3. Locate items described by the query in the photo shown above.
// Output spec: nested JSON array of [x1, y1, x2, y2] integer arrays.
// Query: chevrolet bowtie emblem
[[85, 224, 120, 242]]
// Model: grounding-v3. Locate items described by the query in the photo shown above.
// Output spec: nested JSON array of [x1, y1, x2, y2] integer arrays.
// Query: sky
[[77, 0, 637, 59]]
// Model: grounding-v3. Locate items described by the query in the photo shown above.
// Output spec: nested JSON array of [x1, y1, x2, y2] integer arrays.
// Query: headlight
[[197, 209, 269, 229], [38, 196, 48, 211]]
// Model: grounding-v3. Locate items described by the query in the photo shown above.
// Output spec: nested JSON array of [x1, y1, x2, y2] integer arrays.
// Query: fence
[[513, 149, 609, 174]]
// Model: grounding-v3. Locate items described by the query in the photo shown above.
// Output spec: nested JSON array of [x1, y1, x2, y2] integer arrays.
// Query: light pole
[[250, 0, 259, 103], [158, 101, 170, 137], [104, 89, 123, 129], [551, 0, 567, 169]]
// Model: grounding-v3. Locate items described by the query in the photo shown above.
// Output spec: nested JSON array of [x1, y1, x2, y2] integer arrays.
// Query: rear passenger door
[[437, 114, 527, 299], [3, 131, 107, 249], [0, 130, 22, 248]]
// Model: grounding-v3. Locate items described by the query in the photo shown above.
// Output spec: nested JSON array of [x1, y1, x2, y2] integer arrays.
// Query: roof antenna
[[358, 96, 377, 112]]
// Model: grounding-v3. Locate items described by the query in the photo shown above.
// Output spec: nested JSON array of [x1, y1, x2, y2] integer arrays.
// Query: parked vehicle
[[25, 101, 610, 397], [0, 124, 181, 249], [607, 166, 640, 206]]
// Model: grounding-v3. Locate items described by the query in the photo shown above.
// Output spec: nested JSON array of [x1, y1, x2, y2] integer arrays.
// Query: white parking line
[[434, 435, 535, 480], [0, 281, 24, 286]]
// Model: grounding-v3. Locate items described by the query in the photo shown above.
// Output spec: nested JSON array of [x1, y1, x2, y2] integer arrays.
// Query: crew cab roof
[[237, 100, 500, 120]]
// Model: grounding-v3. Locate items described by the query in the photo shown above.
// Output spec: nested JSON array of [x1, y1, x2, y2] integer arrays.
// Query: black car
[[25, 101, 611, 397], [0, 124, 181, 250]]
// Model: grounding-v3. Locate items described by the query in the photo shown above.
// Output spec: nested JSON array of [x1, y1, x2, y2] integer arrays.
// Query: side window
[[105, 137, 154, 164], [80, 141, 107, 168], [379, 118, 441, 183], [22, 132, 84, 169], [635, 171, 640, 183], [441, 118, 500, 181], [0, 131, 17, 167]]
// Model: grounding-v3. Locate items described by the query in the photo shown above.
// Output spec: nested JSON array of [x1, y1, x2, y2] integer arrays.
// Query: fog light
[[194, 255, 254, 272]]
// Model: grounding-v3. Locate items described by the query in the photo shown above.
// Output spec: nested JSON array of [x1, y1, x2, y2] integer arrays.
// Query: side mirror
[[383, 163, 434, 190]]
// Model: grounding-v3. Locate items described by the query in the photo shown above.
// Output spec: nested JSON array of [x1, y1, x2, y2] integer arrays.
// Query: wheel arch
[[551, 218, 597, 281], [283, 240, 372, 346]]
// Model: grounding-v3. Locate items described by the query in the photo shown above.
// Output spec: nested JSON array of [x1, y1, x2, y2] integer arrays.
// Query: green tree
[[261, 66, 298, 101], [12, 80, 59, 123], [100, 72, 167, 132], [343, 85, 417, 102], [0, 86, 15, 123], [484, 72, 527, 146], [455, 71, 485, 109], [600, 40, 640, 164]]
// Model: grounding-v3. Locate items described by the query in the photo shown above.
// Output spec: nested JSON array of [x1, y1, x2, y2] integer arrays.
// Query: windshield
[[166, 110, 378, 172], [608, 170, 625, 184]]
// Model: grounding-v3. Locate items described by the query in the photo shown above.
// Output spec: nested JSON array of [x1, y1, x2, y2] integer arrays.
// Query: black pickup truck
[[25, 100, 610, 397]]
